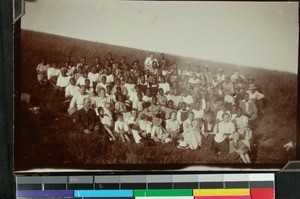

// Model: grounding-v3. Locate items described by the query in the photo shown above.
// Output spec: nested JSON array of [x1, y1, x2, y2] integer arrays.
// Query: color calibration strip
[[15, 173, 275, 199]]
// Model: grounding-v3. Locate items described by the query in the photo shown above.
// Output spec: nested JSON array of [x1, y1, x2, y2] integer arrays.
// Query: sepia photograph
[[14, 0, 298, 171]]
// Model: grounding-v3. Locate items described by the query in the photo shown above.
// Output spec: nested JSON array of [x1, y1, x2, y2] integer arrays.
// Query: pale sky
[[22, 0, 298, 73]]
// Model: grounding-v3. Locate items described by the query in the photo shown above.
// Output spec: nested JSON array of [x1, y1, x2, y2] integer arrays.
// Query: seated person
[[115, 94, 127, 113], [202, 112, 217, 135], [124, 77, 136, 99], [97, 107, 116, 141], [191, 101, 205, 120], [132, 92, 144, 112], [84, 79, 94, 96], [149, 96, 164, 117], [137, 75, 148, 94], [216, 103, 231, 123], [157, 88, 168, 107], [112, 78, 127, 96], [158, 76, 170, 94], [214, 113, 235, 138], [95, 88, 109, 108], [74, 65, 83, 82], [76, 70, 92, 87], [129, 85, 142, 103], [232, 108, 249, 135], [176, 102, 189, 124], [229, 132, 251, 163], [151, 118, 171, 143], [247, 84, 265, 113], [166, 88, 182, 109], [179, 120, 202, 150], [163, 100, 176, 120], [65, 78, 79, 99], [56, 67, 71, 98], [182, 111, 195, 132], [138, 113, 152, 137], [124, 109, 143, 144], [47, 62, 61, 85], [213, 133, 229, 155], [114, 113, 130, 143], [143, 88, 153, 103], [181, 90, 194, 107], [69, 85, 90, 114], [239, 93, 258, 121], [148, 77, 159, 95], [165, 111, 180, 139], [88, 66, 100, 90], [76, 98, 100, 134], [96, 75, 108, 93]]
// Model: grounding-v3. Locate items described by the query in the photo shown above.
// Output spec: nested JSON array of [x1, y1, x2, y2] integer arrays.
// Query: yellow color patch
[[193, 189, 250, 196]]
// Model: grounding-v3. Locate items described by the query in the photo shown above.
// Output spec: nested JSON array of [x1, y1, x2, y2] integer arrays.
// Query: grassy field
[[14, 30, 297, 170]]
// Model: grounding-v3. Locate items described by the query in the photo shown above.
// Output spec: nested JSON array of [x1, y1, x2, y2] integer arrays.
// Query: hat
[[214, 133, 226, 143], [249, 84, 257, 90], [152, 117, 162, 126], [61, 67, 67, 71], [125, 100, 132, 108], [248, 76, 255, 81], [218, 68, 223, 72], [178, 141, 189, 149]]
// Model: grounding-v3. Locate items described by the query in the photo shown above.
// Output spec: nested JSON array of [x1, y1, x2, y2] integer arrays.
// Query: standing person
[[144, 53, 158, 74], [76, 98, 101, 134], [36, 58, 50, 85]]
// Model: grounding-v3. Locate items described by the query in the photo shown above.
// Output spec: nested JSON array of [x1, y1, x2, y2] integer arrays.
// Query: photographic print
[[14, 0, 298, 171]]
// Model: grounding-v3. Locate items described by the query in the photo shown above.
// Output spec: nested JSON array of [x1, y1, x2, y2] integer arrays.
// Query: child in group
[[114, 114, 130, 143], [97, 107, 116, 141], [132, 92, 144, 112], [151, 117, 171, 143], [229, 131, 251, 163], [165, 111, 180, 139], [138, 113, 152, 138], [177, 102, 189, 124], [115, 94, 127, 113], [125, 109, 143, 144], [241, 123, 253, 149]]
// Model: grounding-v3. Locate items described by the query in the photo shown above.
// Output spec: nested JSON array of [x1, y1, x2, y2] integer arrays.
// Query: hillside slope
[[15, 30, 297, 170]]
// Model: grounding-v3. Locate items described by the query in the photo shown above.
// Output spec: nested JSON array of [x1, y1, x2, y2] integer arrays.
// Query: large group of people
[[35, 52, 266, 163]]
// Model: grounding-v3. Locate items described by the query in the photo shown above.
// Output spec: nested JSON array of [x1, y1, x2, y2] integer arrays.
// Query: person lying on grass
[[97, 107, 116, 141], [229, 131, 251, 163], [151, 117, 171, 143], [76, 97, 101, 134], [114, 113, 130, 143]]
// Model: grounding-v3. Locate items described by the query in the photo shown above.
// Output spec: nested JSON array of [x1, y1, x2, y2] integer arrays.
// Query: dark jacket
[[76, 108, 100, 132]]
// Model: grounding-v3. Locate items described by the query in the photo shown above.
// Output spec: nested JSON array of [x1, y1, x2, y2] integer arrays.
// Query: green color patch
[[134, 189, 193, 196]]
